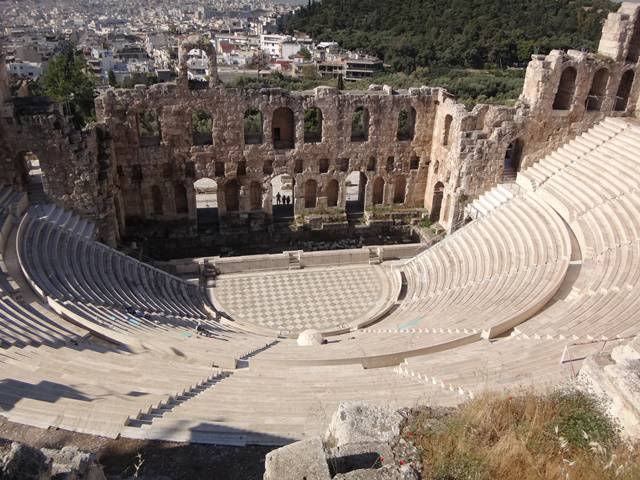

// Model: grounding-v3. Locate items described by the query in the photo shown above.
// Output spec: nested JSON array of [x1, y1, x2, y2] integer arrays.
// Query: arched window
[[443, 115, 453, 146], [249, 181, 262, 210], [319, 158, 329, 174], [174, 183, 189, 214], [351, 107, 369, 142], [430, 182, 445, 222], [615, 70, 635, 112], [626, 15, 640, 63], [273, 107, 295, 149], [225, 180, 240, 212], [396, 107, 416, 141], [151, 185, 163, 216], [326, 179, 339, 207], [244, 108, 263, 145], [372, 177, 385, 205], [367, 157, 377, 172], [139, 110, 161, 147], [393, 176, 406, 204], [586, 69, 609, 111], [304, 179, 317, 209], [304, 107, 323, 143], [192, 110, 213, 145], [553, 67, 577, 111]]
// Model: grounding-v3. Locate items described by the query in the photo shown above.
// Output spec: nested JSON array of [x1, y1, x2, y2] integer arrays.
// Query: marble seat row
[[0, 340, 222, 438], [18, 206, 207, 319], [513, 118, 640, 341]]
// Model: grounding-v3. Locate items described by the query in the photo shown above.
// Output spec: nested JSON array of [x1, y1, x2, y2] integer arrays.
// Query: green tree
[[299, 47, 312, 60], [39, 45, 96, 126]]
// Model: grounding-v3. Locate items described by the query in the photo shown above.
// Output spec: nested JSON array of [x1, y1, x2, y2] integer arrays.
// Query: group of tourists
[[275, 192, 291, 205]]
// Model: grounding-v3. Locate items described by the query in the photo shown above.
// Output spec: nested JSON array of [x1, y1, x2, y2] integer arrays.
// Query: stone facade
[[1, 3, 640, 243]]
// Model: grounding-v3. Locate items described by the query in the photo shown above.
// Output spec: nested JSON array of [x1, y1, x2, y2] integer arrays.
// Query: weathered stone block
[[263, 437, 331, 480]]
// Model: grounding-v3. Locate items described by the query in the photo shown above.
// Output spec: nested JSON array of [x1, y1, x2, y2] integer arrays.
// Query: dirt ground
[[0, 416, 274, 479]]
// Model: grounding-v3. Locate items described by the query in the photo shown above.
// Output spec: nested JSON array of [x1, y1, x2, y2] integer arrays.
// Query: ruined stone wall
[[2, 2, 640, 241], [96, 82, 435, 234]]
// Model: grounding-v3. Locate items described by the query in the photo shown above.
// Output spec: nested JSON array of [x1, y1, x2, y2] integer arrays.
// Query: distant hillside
[[283, 0, 616, 72]]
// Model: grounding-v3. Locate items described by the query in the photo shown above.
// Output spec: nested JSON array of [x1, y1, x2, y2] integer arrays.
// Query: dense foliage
[[283, 0, 616, 72], [228, 68, 525, 106], [37, 44, 96, 126]]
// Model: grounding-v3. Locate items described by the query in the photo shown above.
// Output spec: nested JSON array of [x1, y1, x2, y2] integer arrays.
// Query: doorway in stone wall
[[345, 171, 367, 219], [270, 173, 294, 222], [193, 177, 218, 230], [18, 151, 46, 203]]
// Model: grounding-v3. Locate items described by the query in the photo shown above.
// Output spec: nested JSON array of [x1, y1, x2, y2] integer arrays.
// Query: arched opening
[[351, 106, 369, 142], [615, 70, 635, 112], [553, 67, 577, 111], [138, 110, 161, 147], [304, 107, 323, 143], [396, 107, 416, 141], [443, 115, 452, 146], [393, 176, 406, 204], [225, 179, 240, 212], [271, 173, 294, 221], [151, 185, 163, 216], [249, 181, 262, 211], [17, 151, 45, 202], [319, 158, 330, 173], [586, 68, 609, 111], [272, 107, 295, 149], [244, 108, 263, 145], [174, 183, 189, 214], [345, 171, 367, 215], [194, 177, 218, 227], [503, 138, 524, 181], [430, 182, 445, 222], [326, 179, 339, 207], [367, 157, 377, 172], [626, 15, 640, 63], [372, 176, 385, 205], [304, 179, 317, 209], [192, 110, 213, 146]]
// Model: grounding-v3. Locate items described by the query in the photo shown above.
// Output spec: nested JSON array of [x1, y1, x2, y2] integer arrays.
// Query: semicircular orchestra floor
[[210, 264, 396, 335]]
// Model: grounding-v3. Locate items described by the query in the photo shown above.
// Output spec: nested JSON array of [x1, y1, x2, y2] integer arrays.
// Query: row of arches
[[138, 174, 410, 220], [138, 106, 418, 149], [553, 66, 635, 112]]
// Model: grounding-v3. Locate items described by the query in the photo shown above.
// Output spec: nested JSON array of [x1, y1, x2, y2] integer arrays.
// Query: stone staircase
[[466, 183, 519, 219]]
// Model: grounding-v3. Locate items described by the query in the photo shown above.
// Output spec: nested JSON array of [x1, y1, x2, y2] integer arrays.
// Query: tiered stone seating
[[1, 117, 640, 447], [0, 340, 222, 438], [252, 193, 571, 367], [511, 119, 640, 341], [18, 205, 207, 319], [0, 188, 83, 348], [118, 363, 451, 445]]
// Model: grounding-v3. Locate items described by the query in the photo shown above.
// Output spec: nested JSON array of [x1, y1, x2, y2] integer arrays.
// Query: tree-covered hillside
[[283, 0, 616, 73]]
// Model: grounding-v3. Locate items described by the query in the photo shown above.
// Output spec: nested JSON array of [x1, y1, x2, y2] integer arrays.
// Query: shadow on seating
[[0, 379, 91, 411]]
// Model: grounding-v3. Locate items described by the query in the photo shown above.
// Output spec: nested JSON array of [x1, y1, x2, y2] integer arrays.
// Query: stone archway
[[615, 70, 635, 112], [326, 178, 339, 207], [225, 179, 240, 212], [174, 183, 189, 214], [393, 176, 406, 204], [553, 67, 577, 110], [430, 182, 445, 222], [372, 176, 385, 205], [304, 179, 318, 209], [249, 181, 262, 210], [586, 68, 609, 111], [273, 107, 295, 149]]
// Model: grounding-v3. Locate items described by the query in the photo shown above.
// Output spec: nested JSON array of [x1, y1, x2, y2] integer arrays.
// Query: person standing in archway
[[276, 192, 281, 205]]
